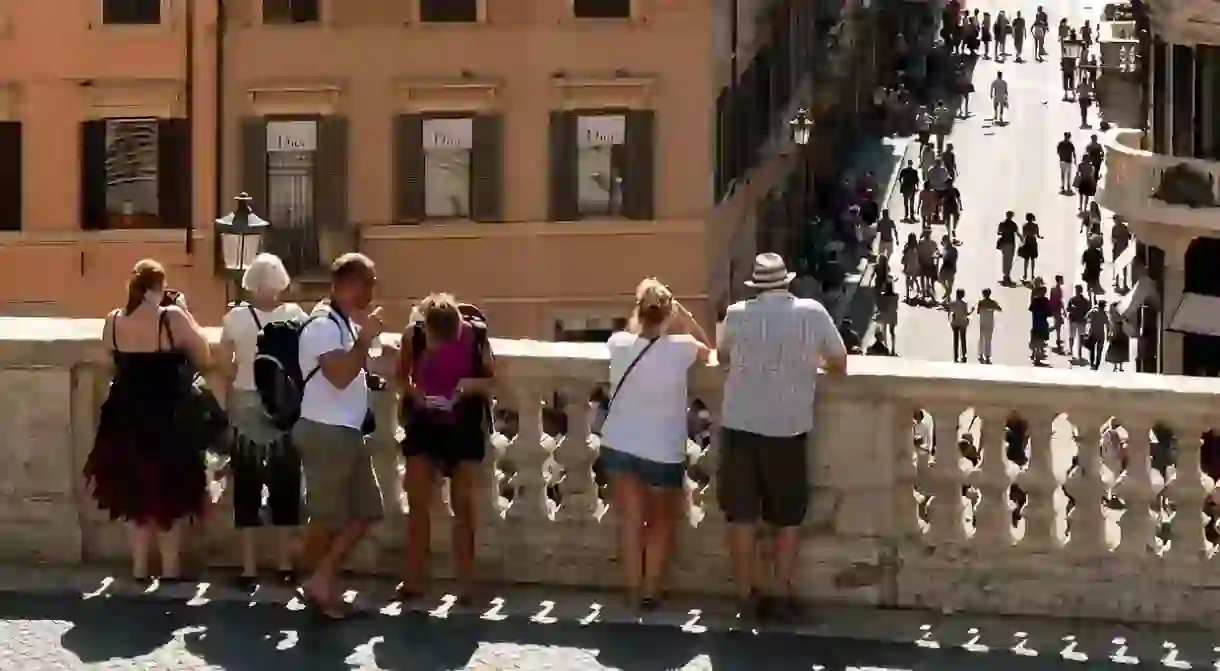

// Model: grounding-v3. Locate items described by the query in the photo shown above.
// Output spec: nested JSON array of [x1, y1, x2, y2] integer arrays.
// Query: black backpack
[[252, 306, 344, 431]]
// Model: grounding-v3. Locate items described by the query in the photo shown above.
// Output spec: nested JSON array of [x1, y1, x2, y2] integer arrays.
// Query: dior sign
[[266, 120, 318, 152], [424, 118, 473, 150], [578, 115, 625, 147]]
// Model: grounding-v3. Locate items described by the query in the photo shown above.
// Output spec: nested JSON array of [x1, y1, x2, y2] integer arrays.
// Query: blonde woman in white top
[[216, 253, 308, 588], [600, 279, 713, 610]]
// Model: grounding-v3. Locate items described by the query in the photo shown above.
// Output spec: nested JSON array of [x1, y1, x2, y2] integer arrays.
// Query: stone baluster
[[969, 407, 1015, 550], [505, 385, 551, 523], [1064, 412, 1111, 554], [891, 405, 923, 539], [1016, 410, 1062, 551], [1115, 417, 1159, 556], [555, 385, 599, 522], [926, 405, 967, 544], [1166, 421, 1215, 560]]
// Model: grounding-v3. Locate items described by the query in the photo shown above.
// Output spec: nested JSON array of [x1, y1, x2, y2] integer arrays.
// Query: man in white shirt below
[[294, 253, 385, 620], [717, 253, 848, 622], [990, 71, 1010, 124]]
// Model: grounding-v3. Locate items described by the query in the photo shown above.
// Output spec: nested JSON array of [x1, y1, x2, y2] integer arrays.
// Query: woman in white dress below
[[599, 279, 713, 610], [215, 253, 308, 588]]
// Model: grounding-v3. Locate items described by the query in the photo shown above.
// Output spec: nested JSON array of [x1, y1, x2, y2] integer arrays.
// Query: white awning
[[1117, 277, 1157, 324], [1168, 293, 1220, 337]]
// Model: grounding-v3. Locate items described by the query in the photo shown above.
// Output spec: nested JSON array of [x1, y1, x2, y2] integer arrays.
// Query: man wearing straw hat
[[717, 253, 848, 622]]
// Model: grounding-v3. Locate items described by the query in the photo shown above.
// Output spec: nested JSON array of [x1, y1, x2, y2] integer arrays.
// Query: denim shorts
[[599, 446, 685, 489]]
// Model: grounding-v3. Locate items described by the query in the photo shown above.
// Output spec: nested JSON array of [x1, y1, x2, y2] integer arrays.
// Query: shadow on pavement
[[0, 592, 1181, 670]]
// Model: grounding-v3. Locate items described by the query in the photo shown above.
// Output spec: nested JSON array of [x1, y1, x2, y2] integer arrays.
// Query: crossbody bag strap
[[605, 337, 660, 413], [246, 304, 262, 331], [301, 311, 346, 387]]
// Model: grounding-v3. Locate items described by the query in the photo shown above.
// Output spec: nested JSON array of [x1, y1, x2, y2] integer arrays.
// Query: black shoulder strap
[[246, 304, 262, 331], [300, 310, 348, 387], [468, 320, 489, 374], [606, 337, 659, 413], [157, 309, 174, 351]]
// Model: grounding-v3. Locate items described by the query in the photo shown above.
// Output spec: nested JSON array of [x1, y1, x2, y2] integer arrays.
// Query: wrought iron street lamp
[[790, 109, 813, 146], [215, 193, 269, 305]]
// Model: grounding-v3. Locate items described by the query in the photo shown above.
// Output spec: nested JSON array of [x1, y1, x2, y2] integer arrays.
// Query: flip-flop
[[299, 588, 349, 621]]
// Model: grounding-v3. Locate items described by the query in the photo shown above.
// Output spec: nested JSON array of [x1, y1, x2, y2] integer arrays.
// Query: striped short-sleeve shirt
[[718, 291, 846, 438]]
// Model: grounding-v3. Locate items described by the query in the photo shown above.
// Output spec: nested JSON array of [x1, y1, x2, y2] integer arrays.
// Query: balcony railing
[[10, 318, 1220, 623], [1098, 128, 1220, 233]]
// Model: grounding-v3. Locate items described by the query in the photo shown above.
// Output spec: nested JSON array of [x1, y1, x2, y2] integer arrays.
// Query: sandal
[[299, 587, 350, 622]]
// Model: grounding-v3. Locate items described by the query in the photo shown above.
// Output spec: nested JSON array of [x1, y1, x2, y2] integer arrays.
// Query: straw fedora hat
[[744, 253, 796, 290]]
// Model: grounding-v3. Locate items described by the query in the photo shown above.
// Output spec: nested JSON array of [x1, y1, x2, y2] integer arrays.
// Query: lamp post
[[790, 109, 814, 266], [790, 108, 813, 146], [215, 192, 270, 307]]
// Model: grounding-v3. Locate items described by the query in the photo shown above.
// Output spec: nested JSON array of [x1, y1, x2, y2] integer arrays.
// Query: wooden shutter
[[80, 120, 108, 230], [623, 110, 656, 220], [393, 114, 425, 222], [239, 118, 268, 214], [0, 122, 20, 231], [470, 114, 503, 222], [548, 111, 578, 221], [314, 116, 348, 229], [157, 118, 191, 228]]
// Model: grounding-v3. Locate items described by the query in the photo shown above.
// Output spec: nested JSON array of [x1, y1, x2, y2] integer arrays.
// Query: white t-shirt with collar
[[221, 302, 308, 391], [298, 306, 369, 430]]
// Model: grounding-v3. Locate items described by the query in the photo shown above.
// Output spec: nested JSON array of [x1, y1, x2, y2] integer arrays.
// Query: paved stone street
[[856, 0, 1119, 367], [2, 581, 1219, 670]]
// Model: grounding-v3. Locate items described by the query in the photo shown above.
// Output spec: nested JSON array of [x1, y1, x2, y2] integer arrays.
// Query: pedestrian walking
[[1106, 307, 1130, 372], [919, 180, 940, 230], [942, 143, 958, 181], [917, 229, 940, 302], [1020, 213, 1041, 282], [877, 208, 897, 259], [954, 64, 974, 118], [1049, 274, 1066, 352], [949, 288, 972, 362], [293, 253, 386, 620], [1112, 216, 1132, 292], [1062, 30, 1080, 99], [1085, 300, 1109, 370], [1081, 200, 1102, 236], [216, 253, 308, 588], [877, 285, 900, 353], [939, 233, 959, 299], [1032, 19, 1047, 61], [1077, 76, 1095, 128], [941, 178, 963, 243], [1075, 157, 1097, 211], [1029, 279, 1051, 365], [996, 210, 1019, 285], [981, 12, 993, 58], [990, 71, 1009, 124], [1067, 285, 1091, 359], [717, 253, 847, 622], [933, 100, 953, 151], [1013, 11, 1027, 61], [1083, 236, 1105, 301], [1085, 133, 1105, 178], [902, 233, 920, 301], [919, 141, 936, 178], [867, 327, 894, 356], [995, 11, 1010, 59], [1056, 132, 1076, 193], [976, 289, 1002, 364], [1080, 20, 1094, 50], [899, 160, 920, 221], [916, 105, 932, 145]]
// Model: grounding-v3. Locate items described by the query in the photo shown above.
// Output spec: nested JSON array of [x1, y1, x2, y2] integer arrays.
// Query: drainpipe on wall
[[184, 0, 195, 255], [212, 0, 227, 275]]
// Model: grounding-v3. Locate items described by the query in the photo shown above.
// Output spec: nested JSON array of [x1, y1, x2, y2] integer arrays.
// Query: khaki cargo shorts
[[292, 418, 385, 531]]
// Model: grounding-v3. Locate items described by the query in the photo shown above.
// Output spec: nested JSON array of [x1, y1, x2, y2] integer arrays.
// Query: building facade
[[0, 0, 868, 335], [1097, 0, 1220, 375]]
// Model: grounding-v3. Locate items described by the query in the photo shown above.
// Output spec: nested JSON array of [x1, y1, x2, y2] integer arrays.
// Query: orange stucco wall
[[0, 0, 718, 335]]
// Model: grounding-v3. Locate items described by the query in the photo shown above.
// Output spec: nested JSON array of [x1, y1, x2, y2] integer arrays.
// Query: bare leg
[[727, 523, 757, 602], [611, 473, 646, 601], [773, 526, 801, 597], [402, 455, 438, 595], [641, 486, 683, 601], [240, 528, 258, 577], [276, 528, 296, 572], [158, 521, 183, 579], [302, 519, 372, 615], [449, 462, 480, 599], [129, 523, 153, 580]]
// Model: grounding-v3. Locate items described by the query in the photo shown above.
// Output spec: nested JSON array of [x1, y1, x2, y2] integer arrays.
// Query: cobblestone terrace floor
[[0, 567, 1215, 670]]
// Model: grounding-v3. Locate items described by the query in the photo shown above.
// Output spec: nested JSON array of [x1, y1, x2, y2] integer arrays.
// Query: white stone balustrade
[[1098, 128, 1220, 234], [5, 318, 1220, 623]]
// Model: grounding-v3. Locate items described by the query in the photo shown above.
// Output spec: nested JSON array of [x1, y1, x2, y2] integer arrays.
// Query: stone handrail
[[5, 317, 1220, 623], [1099, 128, 1220, 233]]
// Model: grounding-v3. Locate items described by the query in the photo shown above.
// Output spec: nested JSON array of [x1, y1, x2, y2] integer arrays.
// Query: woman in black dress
[[84, 259, 212, 582], [1029, 280, 1051, 364], [1075, 158, 1097, 212], [1082, 235, 1105, 301], [1019, 213, 1042, 283], [1107, 310, 1131, 371]]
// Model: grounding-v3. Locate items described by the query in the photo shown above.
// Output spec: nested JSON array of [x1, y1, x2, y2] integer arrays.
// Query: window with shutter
[[102, 0, 161, 24], [574, 113, 627, 218], [422, 116, 473, 219], [80, 121, 107, 230], [260, 117, 321, 276], [393, 115, 426, 222], [0, 122, 20, 231], [420, 0, 478, 22], [81, 118, 171, 230], [264, 0, 320, 24], [470, 115, 503, 222], [573, 0, 632, 19], [157, 119, 191, 229], [623, 110, 655, 220], [548, 112, 579, 221]]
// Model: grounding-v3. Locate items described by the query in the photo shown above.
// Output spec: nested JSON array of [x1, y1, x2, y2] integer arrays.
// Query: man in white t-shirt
[[717, 253, 847, 621], [293, 252, 385, 620]]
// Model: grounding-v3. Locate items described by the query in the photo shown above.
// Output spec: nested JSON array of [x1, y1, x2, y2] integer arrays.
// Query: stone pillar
[[1162, 263, 1185, 374]]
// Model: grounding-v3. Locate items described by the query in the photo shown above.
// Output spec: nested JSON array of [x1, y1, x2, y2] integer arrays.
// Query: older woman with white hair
[[216, 253, 308, 589]]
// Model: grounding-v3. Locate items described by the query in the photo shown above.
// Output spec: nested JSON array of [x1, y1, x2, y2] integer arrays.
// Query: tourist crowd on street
[[85, 247, 847, 627], [860, 4, 1134, 371]]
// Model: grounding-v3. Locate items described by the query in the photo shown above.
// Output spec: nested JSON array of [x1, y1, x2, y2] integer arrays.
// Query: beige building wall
[[0, 0, 720, 334]]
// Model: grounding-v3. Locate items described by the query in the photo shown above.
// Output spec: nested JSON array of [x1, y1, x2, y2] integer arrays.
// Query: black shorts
[[400, 404, 488, 477], [716, 428, 809, 527], [231, 437, 303, 529]]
